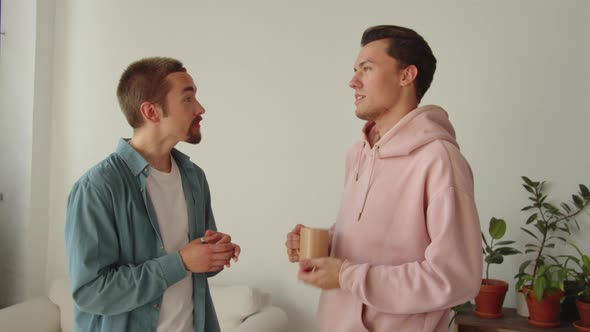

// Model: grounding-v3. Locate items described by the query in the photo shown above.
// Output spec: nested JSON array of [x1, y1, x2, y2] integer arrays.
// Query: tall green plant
[[482, 217, 520, 281], [515, 176, 590, 301]]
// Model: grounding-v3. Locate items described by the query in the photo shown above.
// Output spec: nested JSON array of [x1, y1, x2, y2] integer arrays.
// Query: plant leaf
[[521, 227, 539, 241], [522, 176, 535, 187], [526, 213, 538, 224], [519, 260, 533, 273], [534, 276, 547, 301], [489, 218, 507, 239], [497, 247, 521, 255], [496, 240, 516, 246], [573, 195, 583, 208], [481, 232, 489, 247], [580, 184, 590, 199], [534, 222, 547, 235], [523, 184, 534, 194], [486, 254, 504, 264]]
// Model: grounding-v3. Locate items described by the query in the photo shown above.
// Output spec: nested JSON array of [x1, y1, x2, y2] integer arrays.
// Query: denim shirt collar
[[115, 138, 191, 176]]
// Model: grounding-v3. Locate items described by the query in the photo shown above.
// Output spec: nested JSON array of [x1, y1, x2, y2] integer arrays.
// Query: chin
[[355, 109, 372, 121], [186, 135, 202, 144]]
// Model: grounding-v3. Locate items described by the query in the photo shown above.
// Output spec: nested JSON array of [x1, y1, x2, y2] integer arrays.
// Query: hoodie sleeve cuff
[[339, 260, 372, 293], [339, 260, 354, 292], [156, 252, 187, 287]]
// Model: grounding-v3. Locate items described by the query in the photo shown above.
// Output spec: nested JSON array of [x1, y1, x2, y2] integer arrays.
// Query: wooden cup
[[299, 227, 329, 259]]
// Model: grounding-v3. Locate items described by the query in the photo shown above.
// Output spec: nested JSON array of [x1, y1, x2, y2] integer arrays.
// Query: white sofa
[[0, 279, 288, 332]]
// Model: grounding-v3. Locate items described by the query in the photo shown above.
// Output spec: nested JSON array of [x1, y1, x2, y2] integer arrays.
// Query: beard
[[186, 119, 202, 144], [355, 103, 388, 122]]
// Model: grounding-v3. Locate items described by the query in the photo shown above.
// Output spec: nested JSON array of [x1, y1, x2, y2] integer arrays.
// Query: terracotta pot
[[577, 298, 590, 327], [525, 288, 565, 328], [474, 279, 508, 318], [574, 320, 590, 332]]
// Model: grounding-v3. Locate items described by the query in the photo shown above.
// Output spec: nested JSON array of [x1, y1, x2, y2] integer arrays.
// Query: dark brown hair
[[361, 25, 437, 102], [116, 57, 187, 128]]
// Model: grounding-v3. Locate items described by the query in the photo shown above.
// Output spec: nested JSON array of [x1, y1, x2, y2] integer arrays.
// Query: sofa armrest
[[0, 297, 60, 332], [233, 306, 288, 332]]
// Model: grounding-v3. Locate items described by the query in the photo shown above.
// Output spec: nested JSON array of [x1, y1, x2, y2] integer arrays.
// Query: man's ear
[[139, 102, 162, 124], [400, 65, 418, 87]]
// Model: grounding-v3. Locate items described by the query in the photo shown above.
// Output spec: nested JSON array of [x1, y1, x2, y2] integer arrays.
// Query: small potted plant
[[514, 177, 590, 328], [475, 217, 520, 318], [561, 243, 590, 331]]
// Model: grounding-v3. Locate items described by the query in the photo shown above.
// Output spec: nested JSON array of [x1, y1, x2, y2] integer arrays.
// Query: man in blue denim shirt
[[65, 57, 240, 332]]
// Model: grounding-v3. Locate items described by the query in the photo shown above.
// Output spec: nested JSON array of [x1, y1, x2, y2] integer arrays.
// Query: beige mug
[[298, 227, 329, 259]]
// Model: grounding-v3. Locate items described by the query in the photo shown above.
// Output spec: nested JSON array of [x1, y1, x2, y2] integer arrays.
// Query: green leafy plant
[[482, 217, 520, 281], [561, 243, 590, 302], [449, 301, 473, 327], [515, 176, 590, 301]]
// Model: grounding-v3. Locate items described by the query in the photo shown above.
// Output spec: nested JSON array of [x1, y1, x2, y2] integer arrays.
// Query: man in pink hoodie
[[285, 25, 482, 331]]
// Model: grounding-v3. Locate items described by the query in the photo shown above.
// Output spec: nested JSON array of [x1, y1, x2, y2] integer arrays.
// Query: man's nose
[[195, 101, 205, 116], [349, 73, 362, 89]]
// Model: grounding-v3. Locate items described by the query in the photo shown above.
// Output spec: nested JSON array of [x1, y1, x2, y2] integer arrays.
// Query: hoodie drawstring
[[357, 145, 379, 221], [355, 142, 366, 181]]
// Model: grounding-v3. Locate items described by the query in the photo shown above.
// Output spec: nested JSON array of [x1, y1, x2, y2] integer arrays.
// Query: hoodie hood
[[362, 105, 458, 158]]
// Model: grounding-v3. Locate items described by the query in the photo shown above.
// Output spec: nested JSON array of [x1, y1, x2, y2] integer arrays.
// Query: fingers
[[204, 230, 222, 243], [292, 224, 305, 234], [209, 243, 234, 253], [299, 258, 315, 271], [287, 248, 299, 262], [232, 244, 241, 262], [216, 233, 231, 244], [211, 251, 234, 261]]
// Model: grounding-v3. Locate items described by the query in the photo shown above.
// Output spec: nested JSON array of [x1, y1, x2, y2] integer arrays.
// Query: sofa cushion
[[0, 297, 61, 332], [210, 285, 271, 331], [48, 279, 270, 332], [49, 279, 74, 332]]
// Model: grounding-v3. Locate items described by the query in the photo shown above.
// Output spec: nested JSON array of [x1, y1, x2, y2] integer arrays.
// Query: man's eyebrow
[[181, 86, 196, 94], [354, 60, 374, 71]]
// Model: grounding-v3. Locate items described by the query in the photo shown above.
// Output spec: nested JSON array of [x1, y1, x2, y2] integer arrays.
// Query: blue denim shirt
[[65, 139, 221, 332]]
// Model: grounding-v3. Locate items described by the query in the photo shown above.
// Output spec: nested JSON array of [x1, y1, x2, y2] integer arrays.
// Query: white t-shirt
[[147, 157, 194, 332]]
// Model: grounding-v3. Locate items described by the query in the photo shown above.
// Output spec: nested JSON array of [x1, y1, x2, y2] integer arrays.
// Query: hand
[[285, 224, 305, 262], [179, 235, 235, 273], [204, 230, 241, 266], [298, 257, 343, 290]]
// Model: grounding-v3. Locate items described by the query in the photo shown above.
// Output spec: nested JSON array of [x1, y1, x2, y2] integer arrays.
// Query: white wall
[[42, 1, 590, 331], [0, 0, 35, 307], [0, 0, 54, 307]]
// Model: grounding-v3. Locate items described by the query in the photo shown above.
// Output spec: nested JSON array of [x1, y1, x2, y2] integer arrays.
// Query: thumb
[[299, 259, 314, 270]]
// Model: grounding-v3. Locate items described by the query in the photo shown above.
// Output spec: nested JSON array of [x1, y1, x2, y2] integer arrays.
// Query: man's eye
[[363, 66, 371, 72]]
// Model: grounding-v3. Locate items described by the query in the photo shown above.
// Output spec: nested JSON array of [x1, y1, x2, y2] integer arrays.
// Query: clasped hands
[[180, 230, 240, 273]]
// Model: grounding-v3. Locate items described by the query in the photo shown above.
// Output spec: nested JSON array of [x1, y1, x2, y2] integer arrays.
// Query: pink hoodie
[[317, 105, 482, 332]]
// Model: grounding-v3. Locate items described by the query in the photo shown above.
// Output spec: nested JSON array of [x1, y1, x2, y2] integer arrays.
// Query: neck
[[129, 129, 176, 172], [373, 97, 418, 140]]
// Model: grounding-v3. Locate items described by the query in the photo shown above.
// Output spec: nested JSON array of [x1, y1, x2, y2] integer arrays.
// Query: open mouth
[[193, 117, 202, 128], [354, 94, 365, 105]]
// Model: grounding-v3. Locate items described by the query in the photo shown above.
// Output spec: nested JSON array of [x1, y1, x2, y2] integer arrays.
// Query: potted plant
[[561, 243, 590, 331], [514, 176, 590, 328], [475, 217, 520, 318]]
